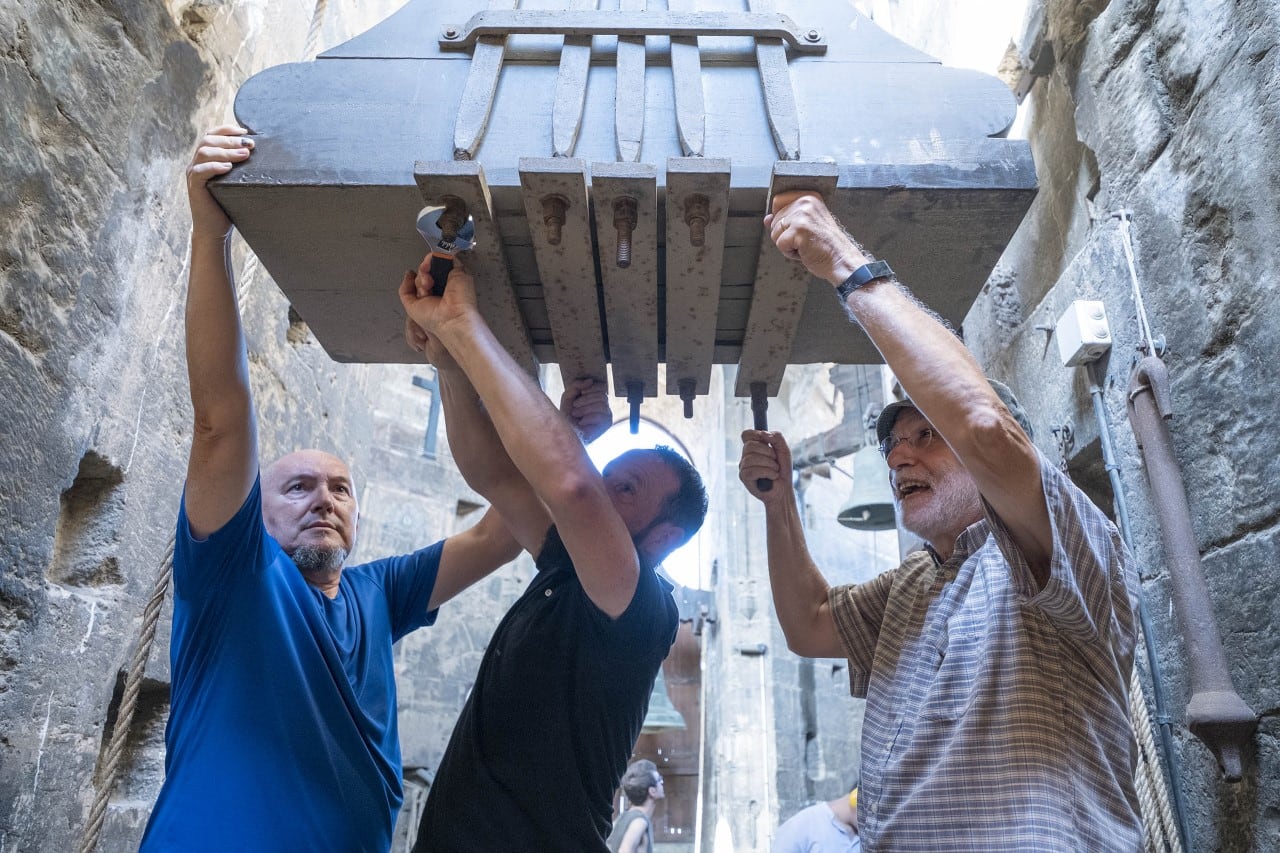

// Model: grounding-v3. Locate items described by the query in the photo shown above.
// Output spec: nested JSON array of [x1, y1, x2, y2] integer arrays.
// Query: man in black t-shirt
[[399, 258, 708, 850]]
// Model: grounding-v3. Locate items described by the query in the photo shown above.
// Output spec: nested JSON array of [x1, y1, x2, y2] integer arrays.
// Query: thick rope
[[78, 534, 175, 853], [303, 0, 329, 61], [235, 251, 260, 313], [1131, 661, 1183, 853]]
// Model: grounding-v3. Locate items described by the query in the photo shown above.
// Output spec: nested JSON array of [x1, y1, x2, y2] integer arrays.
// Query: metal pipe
[[1126, 355, 1256, 780], [1085, 360, 1191, 851], [692, 608, 710, 853]]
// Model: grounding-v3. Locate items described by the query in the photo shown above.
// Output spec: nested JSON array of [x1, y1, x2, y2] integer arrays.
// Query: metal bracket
[[439, 11, 828, 53]]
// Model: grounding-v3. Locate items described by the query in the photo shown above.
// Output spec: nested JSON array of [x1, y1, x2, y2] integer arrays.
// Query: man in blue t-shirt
[[140, 128, 528, 852], [399, 260, 709, 850]]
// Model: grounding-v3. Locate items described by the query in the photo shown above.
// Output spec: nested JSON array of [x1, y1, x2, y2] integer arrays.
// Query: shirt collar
[[926, 518, 991, 571]]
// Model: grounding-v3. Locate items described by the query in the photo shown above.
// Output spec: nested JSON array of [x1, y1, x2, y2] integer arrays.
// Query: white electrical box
[[1055, 300, 1112, 366]]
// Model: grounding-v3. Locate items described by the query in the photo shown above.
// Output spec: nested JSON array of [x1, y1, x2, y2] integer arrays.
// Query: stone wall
[[0, 1, 508, 849]]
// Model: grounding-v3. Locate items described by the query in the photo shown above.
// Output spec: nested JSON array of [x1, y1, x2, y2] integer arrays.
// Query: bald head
[[263, 450, 352, 494], [261, 450, 359, 588]]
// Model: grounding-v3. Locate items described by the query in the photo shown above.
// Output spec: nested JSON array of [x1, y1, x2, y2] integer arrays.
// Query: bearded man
[[739, 192, 1142, 851], [140, 127, 526, 852]]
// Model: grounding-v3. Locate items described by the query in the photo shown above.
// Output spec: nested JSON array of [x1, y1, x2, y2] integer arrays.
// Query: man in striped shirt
[[739, 192, 1142, 850]]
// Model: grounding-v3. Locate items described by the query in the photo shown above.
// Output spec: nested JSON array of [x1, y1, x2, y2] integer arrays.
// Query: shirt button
[[544, 588, 553, 597]]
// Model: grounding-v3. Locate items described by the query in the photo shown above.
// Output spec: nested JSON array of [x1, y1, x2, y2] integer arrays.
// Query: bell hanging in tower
[[836, 444, 896, 531]]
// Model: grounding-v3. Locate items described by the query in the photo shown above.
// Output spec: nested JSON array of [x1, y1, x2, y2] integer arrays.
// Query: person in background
[[607, 759, 666, 853], [773, 785, 861, 853]]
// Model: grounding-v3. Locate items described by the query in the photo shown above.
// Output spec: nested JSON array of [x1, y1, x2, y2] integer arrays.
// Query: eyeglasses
[[879, 426, 937, 459]]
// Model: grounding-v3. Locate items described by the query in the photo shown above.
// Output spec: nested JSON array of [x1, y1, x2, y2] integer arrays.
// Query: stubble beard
[[292, 544, 348, 576]]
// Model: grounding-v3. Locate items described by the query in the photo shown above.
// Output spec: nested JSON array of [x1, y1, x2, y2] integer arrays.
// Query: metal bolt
[[684, 194, 710, 248], [541, 195, 569, 246], [443, 26, 459, 39], [437, 195, 468, 244], [805, 29, 821, 42], [627, 381, 644, 434], [678, 378, 696, 419], [613, 196, 637, 269]]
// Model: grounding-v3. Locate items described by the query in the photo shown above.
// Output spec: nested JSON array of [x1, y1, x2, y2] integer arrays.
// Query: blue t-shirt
[[140, 478, 442, 853]]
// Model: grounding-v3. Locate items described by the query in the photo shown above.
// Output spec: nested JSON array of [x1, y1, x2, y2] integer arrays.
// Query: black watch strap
[[836, 260, 895, 301]]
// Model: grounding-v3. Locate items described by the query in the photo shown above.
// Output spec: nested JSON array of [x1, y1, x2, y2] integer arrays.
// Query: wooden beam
[[664, 157, 730, 412], [593, 162, 659, 400], [734, 161, 838, 397], [518, 158, 607, 387]]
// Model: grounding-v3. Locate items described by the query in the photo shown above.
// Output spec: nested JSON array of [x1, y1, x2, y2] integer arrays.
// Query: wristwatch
[[836, 260, 895, 301]]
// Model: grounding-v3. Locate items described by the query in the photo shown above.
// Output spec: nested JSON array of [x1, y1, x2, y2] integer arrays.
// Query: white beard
[[898, 470, 983, 550]]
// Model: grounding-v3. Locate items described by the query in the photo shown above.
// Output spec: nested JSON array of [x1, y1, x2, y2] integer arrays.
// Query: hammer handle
[[750, 382, 773, 492], [428, 253, 454, 296]]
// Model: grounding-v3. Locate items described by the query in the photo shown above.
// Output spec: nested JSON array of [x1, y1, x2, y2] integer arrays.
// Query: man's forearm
[[435, 366, 523, 495], [186, 233, 252, 425], [763, 493, 841, 657], [433, 313, 600, 509], [843, 280, 993, 440]]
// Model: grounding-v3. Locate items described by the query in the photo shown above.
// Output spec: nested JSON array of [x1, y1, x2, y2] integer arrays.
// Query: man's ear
[[644, 523, 684, 564]]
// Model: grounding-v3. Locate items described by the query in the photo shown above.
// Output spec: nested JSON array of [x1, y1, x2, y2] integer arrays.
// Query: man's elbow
[[190, 399, 253, 446], [541, 470, 604, 516], [777, 609, 840, 658], [957, 404, 1035, 466], [782, 631, 828, 658]]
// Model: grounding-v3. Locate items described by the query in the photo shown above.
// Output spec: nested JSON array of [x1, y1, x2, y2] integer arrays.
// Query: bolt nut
[[443, 26, 459, 39], [805, 29, 821, 42]]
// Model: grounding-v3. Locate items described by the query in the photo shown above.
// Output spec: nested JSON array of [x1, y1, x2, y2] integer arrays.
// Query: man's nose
[[310, 486, 336, 512], [886, 443, 914, 468]]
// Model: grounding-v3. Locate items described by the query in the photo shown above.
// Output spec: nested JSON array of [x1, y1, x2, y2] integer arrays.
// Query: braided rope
[[1131, 662, 1183, 853], [303, 0, 329, 60], [78, 534, 175, 853], [236, 250, 260, 313]]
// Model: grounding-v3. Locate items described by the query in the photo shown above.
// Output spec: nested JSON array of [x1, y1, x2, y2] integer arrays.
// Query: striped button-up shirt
[[830, 454, 1142, 851]]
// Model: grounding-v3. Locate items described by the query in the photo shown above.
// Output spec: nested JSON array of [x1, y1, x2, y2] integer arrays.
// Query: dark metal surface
[[1127, 356, 1256, 781], [213, 0, 1036, 392]]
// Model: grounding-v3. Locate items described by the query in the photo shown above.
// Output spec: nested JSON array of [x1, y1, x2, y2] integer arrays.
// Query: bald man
[[138, 128, 526, 852]]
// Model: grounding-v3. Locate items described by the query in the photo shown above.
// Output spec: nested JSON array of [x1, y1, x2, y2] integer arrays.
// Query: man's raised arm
[[183, 126, 258, 539], [400, 263, 641, 617], [767, 192, 1051, 582], [738, 429, 845, 658]]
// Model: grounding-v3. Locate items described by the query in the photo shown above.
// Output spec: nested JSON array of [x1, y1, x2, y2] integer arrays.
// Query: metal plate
[[215, 0, 1037, 387], [518, 158, 607, 386], [592, 162, 659, 398], [664, 157, 730, 398]]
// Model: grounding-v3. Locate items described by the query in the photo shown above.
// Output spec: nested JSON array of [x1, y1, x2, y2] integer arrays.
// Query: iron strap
[[440, 11, 828, 53]]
